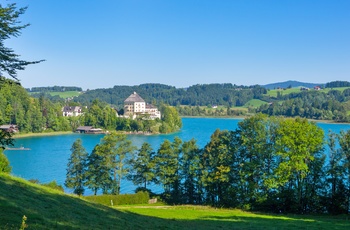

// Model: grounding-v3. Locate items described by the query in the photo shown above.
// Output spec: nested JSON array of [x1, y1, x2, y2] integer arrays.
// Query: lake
[[4, 117, 350, 195]]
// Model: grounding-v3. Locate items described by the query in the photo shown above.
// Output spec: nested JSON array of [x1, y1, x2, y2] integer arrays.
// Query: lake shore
[[11, 117, 349, 139], [13, 131, 75, 139]]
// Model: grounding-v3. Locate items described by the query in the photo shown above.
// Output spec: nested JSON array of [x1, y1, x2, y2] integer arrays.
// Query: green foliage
[[258, 89, 350, 122], [85, 191, 149, 206], [128, 142, 156, 189], [42, 180, 64, 192], [74, 83, 266, 107], [0, 3, 44, 80], [0, 149, 11, 173], [65, 139, 88, 196], [19, 215, 27, 230], [326, 81, 350, 88], [85, 132, 136, 195], [1, 172, 350, 229]]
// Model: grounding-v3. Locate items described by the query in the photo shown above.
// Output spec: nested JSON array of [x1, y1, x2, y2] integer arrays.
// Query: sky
[[5, 0, 350, 90]]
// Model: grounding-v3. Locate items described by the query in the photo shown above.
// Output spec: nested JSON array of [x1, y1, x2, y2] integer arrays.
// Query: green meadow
[[1, 173, 349, 230], [266, 87, 350, 98], [29, 91, 81, 99]]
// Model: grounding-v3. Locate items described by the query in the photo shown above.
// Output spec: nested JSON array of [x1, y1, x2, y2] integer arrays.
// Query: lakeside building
[[124, 92, 161, 119], [62, 106, 83, 117], [0, 124, 18, 133]]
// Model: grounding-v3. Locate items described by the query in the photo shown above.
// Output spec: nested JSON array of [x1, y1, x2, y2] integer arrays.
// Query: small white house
[[62, 106, 83, 117]]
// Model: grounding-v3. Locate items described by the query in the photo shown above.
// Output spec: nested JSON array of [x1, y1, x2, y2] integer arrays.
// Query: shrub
[[85, 191, 149, 206], [42, 180, 64, 192]]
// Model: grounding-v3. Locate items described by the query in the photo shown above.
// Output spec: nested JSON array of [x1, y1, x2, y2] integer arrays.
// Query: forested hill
[[26, 86, 82, 92], [263, 80, 323, 89], [73, 83, 267, 107]]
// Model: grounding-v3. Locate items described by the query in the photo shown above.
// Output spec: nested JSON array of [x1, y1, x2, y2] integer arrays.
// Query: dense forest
[[65, 114, 350, 214], [71, 81, 350, 122], [26, 86, 83, 92], [73, 83, 267, 107], [257, 90, 350, 122]]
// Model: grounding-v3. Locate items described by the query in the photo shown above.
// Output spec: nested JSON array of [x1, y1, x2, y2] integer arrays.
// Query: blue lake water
[[4, 117, 350, 195]]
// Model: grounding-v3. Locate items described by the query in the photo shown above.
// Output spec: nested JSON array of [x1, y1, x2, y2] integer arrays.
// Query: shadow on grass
[[1, 174, 349, 230]]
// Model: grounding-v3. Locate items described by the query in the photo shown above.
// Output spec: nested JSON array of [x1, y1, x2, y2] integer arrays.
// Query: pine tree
[[65, 139, 88, 196], [85, 144, 111, 195], [181, 138, 201, 204], [128, 142, 155, 189]]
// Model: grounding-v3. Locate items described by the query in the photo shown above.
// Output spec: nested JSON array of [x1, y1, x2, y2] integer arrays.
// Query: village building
[[124, 92, 161, 119], [0, 124, 18, 133], [62, 106, 83, 117], [76, 126, 104, 134]]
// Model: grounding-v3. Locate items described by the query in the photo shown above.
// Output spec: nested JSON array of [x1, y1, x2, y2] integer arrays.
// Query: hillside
[[263, 80, 323, 89], [1, 173, 349, 229]]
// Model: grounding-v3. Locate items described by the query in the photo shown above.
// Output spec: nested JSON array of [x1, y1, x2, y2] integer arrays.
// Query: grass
[[13, 131, 74, 139], [266, 87, 350, 98], [1, 173, 350, 229], [243, 99, 268, 108], [29, 91, 81, 99]]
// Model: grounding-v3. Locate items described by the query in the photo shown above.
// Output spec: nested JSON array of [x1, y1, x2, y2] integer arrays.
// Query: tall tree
[[201, 129, 232, 206], [326, 132, 347, 214], [154, 137, 182, 202], [91, 132, 136, 195], [65, 139, 88, 196], [274, 118, 324, 213], [338, 130, 350, 214], [85, 144, 111, 195], [128, 142, 156, 189], [0, 3, 43, 81], [181, 138, 201, 204]]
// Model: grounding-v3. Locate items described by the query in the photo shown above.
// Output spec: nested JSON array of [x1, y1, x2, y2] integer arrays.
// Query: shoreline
[[181, 115, 350, 124], [13, 131, 75, 139], [11, 117, 350, 139]]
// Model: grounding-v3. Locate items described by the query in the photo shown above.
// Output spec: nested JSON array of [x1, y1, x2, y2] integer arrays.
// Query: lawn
[[119, 205, 350, 230], [266, 87, 350, 98], [243, 99, 268, 108], [1, 173, 349, 230], [29, 91, 81, 99]]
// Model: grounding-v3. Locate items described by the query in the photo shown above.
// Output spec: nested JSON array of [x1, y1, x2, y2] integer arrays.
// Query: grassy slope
[[29, 91, 81, 99], [1, 173, 350, 230], [48, 91, 81, 98], [266, 87, 350, 98], [243, 99, 268, 108]]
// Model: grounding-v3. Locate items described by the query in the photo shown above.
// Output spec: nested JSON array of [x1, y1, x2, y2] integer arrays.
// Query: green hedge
[[85, 191, 149, 206]]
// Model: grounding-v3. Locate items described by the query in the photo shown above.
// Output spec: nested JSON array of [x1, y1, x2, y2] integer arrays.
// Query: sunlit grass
[[1, 173, 350, 230]]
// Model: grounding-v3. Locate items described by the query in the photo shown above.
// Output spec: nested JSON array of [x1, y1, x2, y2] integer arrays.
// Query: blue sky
[[7, 0, 350, 90]]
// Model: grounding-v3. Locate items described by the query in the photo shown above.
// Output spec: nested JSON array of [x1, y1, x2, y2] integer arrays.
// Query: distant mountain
[[263, 80, 324, 90]]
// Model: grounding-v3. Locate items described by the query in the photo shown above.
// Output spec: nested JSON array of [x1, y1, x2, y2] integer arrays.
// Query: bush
[[85, 191, 149, 206], [42, 180, 64, 192], [0, 150, 11, 173]]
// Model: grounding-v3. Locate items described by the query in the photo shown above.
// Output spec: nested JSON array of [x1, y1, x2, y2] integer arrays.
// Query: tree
[[88, 132, 136, 195], [65, 139, 88, 196], [0, 3, 44, 81], [128, 142, 156, 189], [274, 118, 324, 212], [338, 130, 350, 213], [85, 144, 111, 195], [181, 138, 201, 204], [0, 149, 11, 173], [154, 137, 182, 202], [326, 132, 347, 214], [201, 129, 232, 206]]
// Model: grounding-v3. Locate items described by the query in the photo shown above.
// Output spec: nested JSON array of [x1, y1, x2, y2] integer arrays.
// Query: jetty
[[5, 147, 31, 151]]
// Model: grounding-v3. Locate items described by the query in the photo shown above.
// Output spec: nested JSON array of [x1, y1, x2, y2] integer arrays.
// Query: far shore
[[11, 116, 350, 139], [13, 131, 75, 139]]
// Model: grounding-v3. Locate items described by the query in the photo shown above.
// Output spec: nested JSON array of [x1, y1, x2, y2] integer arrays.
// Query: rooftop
[[124, 92, 145, 103]]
